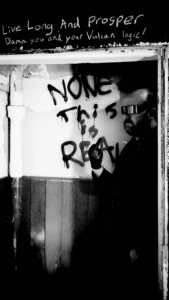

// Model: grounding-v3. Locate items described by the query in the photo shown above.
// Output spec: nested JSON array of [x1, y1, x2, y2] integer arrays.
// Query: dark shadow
[[0, 177, 15, 289], [68, 180, 120, 298]]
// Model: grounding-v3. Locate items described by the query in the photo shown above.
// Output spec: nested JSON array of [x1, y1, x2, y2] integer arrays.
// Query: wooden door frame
[[157, 46, 168, 300]]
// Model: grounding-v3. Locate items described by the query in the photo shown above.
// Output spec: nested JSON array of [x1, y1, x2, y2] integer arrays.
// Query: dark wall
[[0, 7, 169, 55], [0, 177, 14, 280]]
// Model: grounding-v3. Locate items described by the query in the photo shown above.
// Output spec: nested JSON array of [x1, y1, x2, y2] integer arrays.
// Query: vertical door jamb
[[157, 45, 168, 300]]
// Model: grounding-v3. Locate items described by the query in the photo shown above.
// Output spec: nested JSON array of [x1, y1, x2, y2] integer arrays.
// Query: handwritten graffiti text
[[61, 137, 119, 168], [48, 75, 112, 105]]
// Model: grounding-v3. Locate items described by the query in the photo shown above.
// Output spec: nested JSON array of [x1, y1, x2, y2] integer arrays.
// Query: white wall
[[22, 64, 130, 178], [0, 90, 8, 178]]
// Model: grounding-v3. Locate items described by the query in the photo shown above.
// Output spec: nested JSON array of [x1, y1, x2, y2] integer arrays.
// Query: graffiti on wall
[[47, 74, 120, 169], [47, 74, 113, 104]]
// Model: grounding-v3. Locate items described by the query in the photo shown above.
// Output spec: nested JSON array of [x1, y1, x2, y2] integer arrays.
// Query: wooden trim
[[0, 46, 158, 64], [22, 175, 93, 183], [157, 46, 168, 300]]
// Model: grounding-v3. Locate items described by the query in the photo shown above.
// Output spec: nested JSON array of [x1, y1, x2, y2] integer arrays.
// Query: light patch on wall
[[31, 229, 45, 243], [22, 75, 120, 113], [23, 64, 49, 79], [46, 65, 72, 79]]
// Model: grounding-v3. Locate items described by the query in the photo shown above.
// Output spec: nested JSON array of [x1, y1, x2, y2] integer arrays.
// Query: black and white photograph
[[0, 8, 168, 300]]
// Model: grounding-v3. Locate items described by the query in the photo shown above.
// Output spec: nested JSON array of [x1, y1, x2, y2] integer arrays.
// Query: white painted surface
[[0, 47, 158, 64], [0, 90, 8, 178], [22, 64, 130, 178], [8, 106, 26, 177], [6, 70, 26, 177]]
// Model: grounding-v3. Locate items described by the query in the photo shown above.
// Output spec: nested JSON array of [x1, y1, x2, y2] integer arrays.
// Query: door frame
[[0, 45, 168, 299]]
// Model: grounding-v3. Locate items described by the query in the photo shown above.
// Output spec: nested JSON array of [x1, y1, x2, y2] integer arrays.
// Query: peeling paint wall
[[0, 89, 8, 178], [0, 65, 17, 178]]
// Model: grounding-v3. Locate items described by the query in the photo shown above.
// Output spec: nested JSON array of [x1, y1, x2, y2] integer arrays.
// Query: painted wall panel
[[22, 63, 131, 178], [73, 180, 89, 241], [45, 180, 62, 272], [61, 180, 75, 267], [17, 177, 31, 274], [30, 179, 46, 270], [19, 177, 103, 272]]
